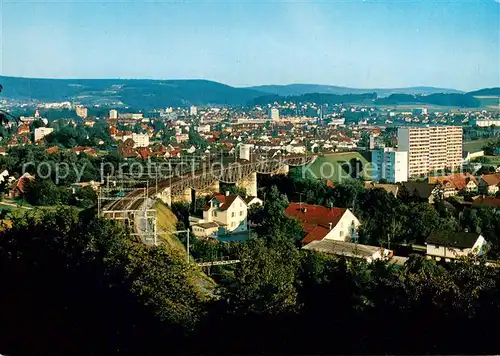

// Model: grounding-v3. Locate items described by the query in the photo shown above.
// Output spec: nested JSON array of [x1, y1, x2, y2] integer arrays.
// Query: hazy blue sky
[[1, 0, 499, 90]]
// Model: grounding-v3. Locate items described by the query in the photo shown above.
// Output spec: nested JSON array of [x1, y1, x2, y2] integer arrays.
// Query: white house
[[284, 203, 361, 244], [190, 193, 249, 238], [479, 174, 500, 195], [426, 231, 488, 262], [243, 196, 263, 207]]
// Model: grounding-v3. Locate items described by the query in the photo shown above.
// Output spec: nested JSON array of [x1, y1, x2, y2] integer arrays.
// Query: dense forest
[[374, 93, 481, 107], [250, 92, 481, 108]]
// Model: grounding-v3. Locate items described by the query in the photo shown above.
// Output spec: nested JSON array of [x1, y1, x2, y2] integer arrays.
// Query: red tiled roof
[[285, 203, 346, 227], [429, 173, 477, 191], [472, 196, 500, 209], [480, 174, 500, 187], [16, 174, 35, 194], [302, 223, 331, 244], [285, 203, 347, 243], [46, 146, 59, 154], [204, 194, 242, 211]]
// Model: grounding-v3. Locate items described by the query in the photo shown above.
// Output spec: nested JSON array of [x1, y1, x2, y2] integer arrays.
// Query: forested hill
[[467, 87, 500, 96], [248, 83, 463, 97], [0, 75, 492, 108], [0, 76, 265, 108], [374, 93, 481, 107], [250, 92, 482, 107]]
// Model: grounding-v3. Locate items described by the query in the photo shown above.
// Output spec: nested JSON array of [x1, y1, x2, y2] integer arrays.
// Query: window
[[213, 211, 217, 217], [340, 231, 344, 237], [231, 212, 235, 218], [240, 211, 243, 216]]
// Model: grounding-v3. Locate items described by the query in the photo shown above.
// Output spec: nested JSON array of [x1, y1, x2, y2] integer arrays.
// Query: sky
[[0, 0, 499, 91]]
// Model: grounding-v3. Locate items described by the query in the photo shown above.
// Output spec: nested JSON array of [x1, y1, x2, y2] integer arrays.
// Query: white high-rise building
[[371, 148, 408, 183], [189, 106, 197, 116], [109, 109, 118, 119], [268, 108, 279, 120], [397, 126, 462, 177]]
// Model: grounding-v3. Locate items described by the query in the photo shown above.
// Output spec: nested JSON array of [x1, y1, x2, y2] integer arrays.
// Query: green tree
[[221, 237, 298, 315], [25, 178, 61, 206]]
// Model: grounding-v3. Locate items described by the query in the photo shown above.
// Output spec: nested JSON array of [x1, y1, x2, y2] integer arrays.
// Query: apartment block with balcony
[[397, 126, 463, 178]]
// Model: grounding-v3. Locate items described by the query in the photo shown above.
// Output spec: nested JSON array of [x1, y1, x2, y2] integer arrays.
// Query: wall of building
[[426, 245, 473, 259], [324, 209, 361, 242], [397, 126, 463, 178], [371, 148, 408, 183]]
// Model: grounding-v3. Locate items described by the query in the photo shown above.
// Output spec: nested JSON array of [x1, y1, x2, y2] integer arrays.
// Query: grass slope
[[300, 152, 370, 182], [154, 200, 216, 296], [463, 139, 494, 152]]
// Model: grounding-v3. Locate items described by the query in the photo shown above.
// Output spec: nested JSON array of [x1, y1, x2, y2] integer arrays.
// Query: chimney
[[225, 191, 230, 196], [329, 222, 333, 230]]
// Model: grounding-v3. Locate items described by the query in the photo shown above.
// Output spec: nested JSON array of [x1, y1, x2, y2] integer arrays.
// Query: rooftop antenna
[[298, 192, 305, 210]]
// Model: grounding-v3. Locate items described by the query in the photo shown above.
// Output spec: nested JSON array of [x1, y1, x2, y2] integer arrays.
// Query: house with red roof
[[285, 203, 360, 244], [478, 174, 500, 195], [428, 173, 478, 197], [9, 172, 35, 199]]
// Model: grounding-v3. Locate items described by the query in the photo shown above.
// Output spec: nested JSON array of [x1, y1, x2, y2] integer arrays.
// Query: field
[[484, 156, 500, 166], [463, 138, 494, 152], [474, 96, 500, 111], [299, 151, 370, 182]]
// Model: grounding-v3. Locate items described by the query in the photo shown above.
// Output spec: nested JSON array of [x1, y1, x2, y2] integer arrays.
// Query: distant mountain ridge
[[0, 75, 493, 109], [467, 88, 500, 96], [0, 76, 264, 108], [246, 84, 464, 97]]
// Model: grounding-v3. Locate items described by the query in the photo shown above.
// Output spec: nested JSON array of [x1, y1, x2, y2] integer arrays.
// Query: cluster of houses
[[428, 173, 500, 197], [187, 185, 493, 265]]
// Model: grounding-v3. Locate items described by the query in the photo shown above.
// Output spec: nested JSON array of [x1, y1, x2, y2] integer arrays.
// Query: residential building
[[239, 144, 254, 161], [474, 119, 500, 127], [303, 239, 392, 263], [471, 196, 500, 210], [284, 203, 360, 244], [10, 172, 35, 199], [363, 182, 399, 196], [268, 108, 280, 120], [191, 193, 249, 238], [75, 105, 88, 119], [189, 106, 197, 116], [478, 174, 500, 195], [109, 109, 118, 119], [426, 231, 488, 261], [131, 133, 150, 148], [400, 182, 440, 204], [369, 134, 375, 150], [243, 196, 263, 207], [428, 173, 478, 197], [120, 113, 143, 120], [371, 148, 408, 183], [34, 127, 54, 142], [397, 126, 463, 177]]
